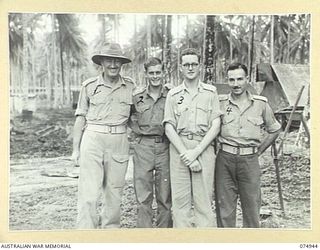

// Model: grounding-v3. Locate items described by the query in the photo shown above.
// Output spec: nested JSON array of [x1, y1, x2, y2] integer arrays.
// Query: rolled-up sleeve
[[162, 91, 176, 128], [263, 102, 281, 133], [210, 90, 222, 123], [75, 86, 89, 117]]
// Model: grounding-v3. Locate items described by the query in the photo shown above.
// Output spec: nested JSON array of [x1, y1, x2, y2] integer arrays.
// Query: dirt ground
[[9, 108, 310, 230]]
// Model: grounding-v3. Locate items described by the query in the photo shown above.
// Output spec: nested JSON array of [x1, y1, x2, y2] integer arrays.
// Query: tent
[[256, 63, 309, 112], [256, 63, 310, 133]]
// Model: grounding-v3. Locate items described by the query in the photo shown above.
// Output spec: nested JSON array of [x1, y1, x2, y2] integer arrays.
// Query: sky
[[79, 13, 199, 46]]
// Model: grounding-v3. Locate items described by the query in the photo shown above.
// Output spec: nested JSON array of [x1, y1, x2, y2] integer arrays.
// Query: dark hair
[[226, 62, 248, 75], [144, 57, 163, 71], [180, 48, 201, 63]]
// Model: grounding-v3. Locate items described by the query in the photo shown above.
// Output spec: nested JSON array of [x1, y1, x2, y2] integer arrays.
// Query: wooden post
[[272, 142, 285, 214], [272, 85, 305, 214]]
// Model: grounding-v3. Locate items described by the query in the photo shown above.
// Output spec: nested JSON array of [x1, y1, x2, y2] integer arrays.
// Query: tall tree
[[203, 15, 216, 84], [163, 15, 172, 84], [22, 13, 30, 109]]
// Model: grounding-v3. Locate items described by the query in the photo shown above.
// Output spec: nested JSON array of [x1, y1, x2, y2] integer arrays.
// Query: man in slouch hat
[[71, 43, 134, 229]]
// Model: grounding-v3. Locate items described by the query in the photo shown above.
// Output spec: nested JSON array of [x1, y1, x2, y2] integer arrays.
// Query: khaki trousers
[[77, 129, 129, 229], [170, 137, 215, 228], [133, 137, 172, 228]]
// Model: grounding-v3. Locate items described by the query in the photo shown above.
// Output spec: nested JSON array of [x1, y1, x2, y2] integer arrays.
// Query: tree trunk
[[177, 15, 181, 84], [249, 15, 255, 82], [164, 15, 172, 84], [65, 56, 71, 106], [22, 13, 29, 110], [186, 15, 190, 47], [287, 15, 291, 63], [52, 14, 60, 109], [114, 14, 119, 43], [146, 15, 152, 57], [133, 15, 138, 84], [229, 16, 233, 63], [255, 15, 262, 65], [45, 47, 52, 108], [58, 25, 65, 106], [270, 15, 274, 64], [203, 15, 216, 84]]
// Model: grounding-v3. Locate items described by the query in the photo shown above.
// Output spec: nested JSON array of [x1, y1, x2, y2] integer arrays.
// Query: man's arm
[[165, 123, 187, 154], [180, 117, 221, 165], [165, 123, 201, 171], [259, 100, 282, 155], [71, 115, 86, 166], [258, 129, 281, 156]]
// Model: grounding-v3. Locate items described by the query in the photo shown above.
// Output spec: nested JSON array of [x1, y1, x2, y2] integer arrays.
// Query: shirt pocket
[[196, 102, 210, 126], [245, 116, 264, 139], [137, 104, 152, 125], [118, 95, 132, 118], [90, 92, 108, 105], [175, 105, 188, 131], [221, 114, 237, 136], [87, 93, 109, 119], [222, 114, 236, 125]]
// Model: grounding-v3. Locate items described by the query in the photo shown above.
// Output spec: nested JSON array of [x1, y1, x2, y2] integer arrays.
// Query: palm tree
[[52, 14, 88, 107], [9, 13, 23, 103], [203, 15, 216, 84]]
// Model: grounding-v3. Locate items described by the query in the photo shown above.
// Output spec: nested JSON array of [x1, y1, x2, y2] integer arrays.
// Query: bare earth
[[9, 108, 310, 230]]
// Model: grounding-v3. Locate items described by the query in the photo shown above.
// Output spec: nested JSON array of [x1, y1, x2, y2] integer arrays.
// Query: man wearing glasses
[[71, 43, 134, 229], [163, 48, 221, 227]]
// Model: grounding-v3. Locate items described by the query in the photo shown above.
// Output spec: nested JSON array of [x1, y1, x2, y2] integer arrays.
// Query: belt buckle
[[107, 126, 112, 133], [187, 134, 193, 140], [236, 147, 240, 155], [155, 136, 162, 143]]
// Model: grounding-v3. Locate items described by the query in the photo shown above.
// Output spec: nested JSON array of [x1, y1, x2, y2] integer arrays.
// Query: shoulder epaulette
[[164, 83, 174, 90], [133, 86, 146, 96], [219, 94, 229, 101], [81, 77, 98, 87], [169, 85, 184, 96], [253, 95, 268, 102], [122, 76, 135, 85], [202, 83, 217, 92]]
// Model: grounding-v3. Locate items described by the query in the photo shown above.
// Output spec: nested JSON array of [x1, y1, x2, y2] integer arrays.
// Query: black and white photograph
[[8, 11, 311, 233]]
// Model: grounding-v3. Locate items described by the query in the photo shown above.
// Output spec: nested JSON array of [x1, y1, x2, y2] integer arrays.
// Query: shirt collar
[[146, 84, 168, 99], [181, 80, 204, 93], [227, 90, 254, 104], [98, 73, 125, 87]]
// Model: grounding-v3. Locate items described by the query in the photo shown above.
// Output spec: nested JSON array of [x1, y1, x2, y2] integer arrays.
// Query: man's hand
[[180, 147, 201, 166], [71, 150, 80, 167], [188, 159, 202, 172]]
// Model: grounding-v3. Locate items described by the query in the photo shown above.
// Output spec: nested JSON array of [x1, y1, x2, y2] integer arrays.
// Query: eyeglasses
[[182, 63, 200, 69]]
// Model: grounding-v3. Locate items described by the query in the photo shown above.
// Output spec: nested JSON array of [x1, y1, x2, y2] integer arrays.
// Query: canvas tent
[[256, 63, 309, 112], [256, 63, 310, 135]]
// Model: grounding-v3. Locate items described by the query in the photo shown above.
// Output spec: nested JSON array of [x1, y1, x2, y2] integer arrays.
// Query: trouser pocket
[[108, 154, 129, 188]]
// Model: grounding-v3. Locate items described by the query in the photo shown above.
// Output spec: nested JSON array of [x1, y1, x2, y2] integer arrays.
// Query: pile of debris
[[10, 108, 74, 159]]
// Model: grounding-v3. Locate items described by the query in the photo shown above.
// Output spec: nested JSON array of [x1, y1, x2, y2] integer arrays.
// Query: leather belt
[[139, 135, 168, 143], [86, 124, 127, 134], [180, 134, 204, 141], [220, 143, 258, 156]]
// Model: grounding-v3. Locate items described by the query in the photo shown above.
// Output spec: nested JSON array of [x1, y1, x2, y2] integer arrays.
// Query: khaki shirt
[[163, 81, 221, 136], [75, 74, 134, 126], [218, 91, 281, 147], [130, 85, 169, 136]]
